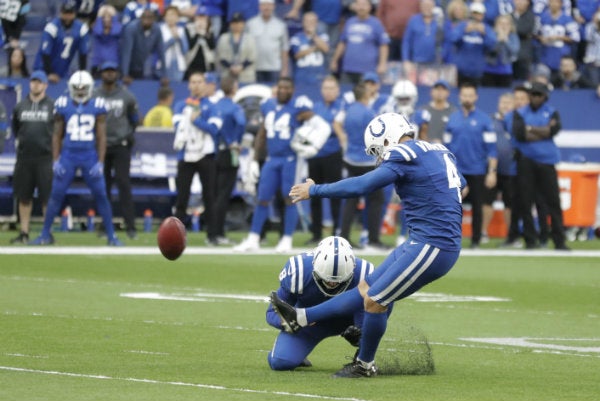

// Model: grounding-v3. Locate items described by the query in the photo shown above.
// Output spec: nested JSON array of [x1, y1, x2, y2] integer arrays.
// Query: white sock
[[297, 308, 308, 327]]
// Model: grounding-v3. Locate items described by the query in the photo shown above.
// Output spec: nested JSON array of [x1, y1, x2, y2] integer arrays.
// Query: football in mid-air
[[157, 217, 186, 260]]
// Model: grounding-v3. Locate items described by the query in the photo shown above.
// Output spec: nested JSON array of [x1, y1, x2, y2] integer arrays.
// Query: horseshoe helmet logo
[[369, 117, 386, 138]]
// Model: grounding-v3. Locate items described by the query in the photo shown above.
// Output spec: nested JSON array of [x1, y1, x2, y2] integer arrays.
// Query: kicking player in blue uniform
[[272, 112, 465, 378], [34, 1, 89, 83], [234, 76, 325, 253], [30, 71, 122, 246], [267, 236, 374, 370]]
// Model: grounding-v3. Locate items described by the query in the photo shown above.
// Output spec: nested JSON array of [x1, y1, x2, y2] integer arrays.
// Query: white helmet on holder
[[391, 79, 418, 116], [312, 236, 355, 297], [68, 70, 94, 104], [364, 112, 415, 159]]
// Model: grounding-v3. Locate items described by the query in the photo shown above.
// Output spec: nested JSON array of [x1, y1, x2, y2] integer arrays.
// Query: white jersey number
[[443, 153, 462, 203], [265, 111, 292, 140], [66, 114, 95, 142]]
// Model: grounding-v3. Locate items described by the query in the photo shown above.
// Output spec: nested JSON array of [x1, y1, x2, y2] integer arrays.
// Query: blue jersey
[[310, 140, 465, 250], [402, 14, 441, 63], [290, 31, 329, 86], [266, 252, 374, 329], [313, 97, 343, 158], [340, 16, 390, 74], [444, 108, 497, 175], [54, 95, 107, 152], [451, 21, 497, 78], [537, 12, 580, 70], [34, 18, 89, 78], [261, 96, 313, 158]]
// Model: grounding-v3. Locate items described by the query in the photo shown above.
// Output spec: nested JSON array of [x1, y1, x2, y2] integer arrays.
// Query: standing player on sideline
[[267, 236, 374, 370], [93, 61, 140, 239], [30, 70, 123, 246], [234, 76, 328, 253], [271, 112, 465, 378]]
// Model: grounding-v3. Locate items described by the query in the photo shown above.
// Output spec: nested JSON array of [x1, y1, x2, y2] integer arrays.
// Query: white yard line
[[431, 339, 600, 358], [0, 366, 372, 401]]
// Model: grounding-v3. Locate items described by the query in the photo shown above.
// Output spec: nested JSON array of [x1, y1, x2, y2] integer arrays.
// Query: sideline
[[0, 246, 599, 257]]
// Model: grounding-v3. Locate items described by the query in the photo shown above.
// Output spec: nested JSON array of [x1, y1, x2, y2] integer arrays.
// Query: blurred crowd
[[2, 0, 600, 90]]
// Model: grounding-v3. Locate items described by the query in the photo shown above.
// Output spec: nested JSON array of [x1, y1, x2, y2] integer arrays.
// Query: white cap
[[259, 0, 275, 3], [469, 2, 486, 14]]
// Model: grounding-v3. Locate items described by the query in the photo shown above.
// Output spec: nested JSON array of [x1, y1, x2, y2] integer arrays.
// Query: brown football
[[157, 217, 186, 260]]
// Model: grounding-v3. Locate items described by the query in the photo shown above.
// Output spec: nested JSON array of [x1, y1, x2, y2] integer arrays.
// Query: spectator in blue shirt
[[91, 5, 122, 77], [121, 9, 168, 85], [442, 0, 469, 64], [290, 11, 330, 87], [483, 14, 520, 87], [536, 0, 580, 74], [330, 0, 389, 84], [402, 0, 442, 68], [34, 1, 89, 83], [451, 1, 497, 86], [444, 82, 498, 248]]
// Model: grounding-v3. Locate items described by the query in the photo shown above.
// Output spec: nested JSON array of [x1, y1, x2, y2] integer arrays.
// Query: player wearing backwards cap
[[267, 236, 375, 370], [235, 76, 330, 253], [93, 62, 141, 239], [30, 70, 123, 246], [34, 0, 89, 83], [271, 112, 465, 378]]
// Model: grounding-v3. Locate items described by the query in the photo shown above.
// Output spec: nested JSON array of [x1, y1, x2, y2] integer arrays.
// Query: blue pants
[[366, 239, 460, 306], [42, 150, 116, 238], [250, 156, 299, 236], [268, 316, 352, 371]]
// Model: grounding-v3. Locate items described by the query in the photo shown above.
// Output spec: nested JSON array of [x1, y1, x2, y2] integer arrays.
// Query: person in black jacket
[[10, 71, 54, 244], [512, 82, 569, 250]]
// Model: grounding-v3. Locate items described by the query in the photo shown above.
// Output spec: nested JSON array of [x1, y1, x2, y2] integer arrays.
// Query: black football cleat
[[269, 291, 301, 333], [299, 358, 312, 367], [333, 360, 378, 378]]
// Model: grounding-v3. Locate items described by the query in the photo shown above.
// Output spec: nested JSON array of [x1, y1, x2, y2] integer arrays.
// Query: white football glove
[[242, 160, 260, 196], [249, 160, 260, 184], [290, 115, 331, 159]]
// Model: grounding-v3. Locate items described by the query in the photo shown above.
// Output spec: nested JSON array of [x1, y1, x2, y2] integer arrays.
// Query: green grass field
[[1, 231, 599, 401]]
